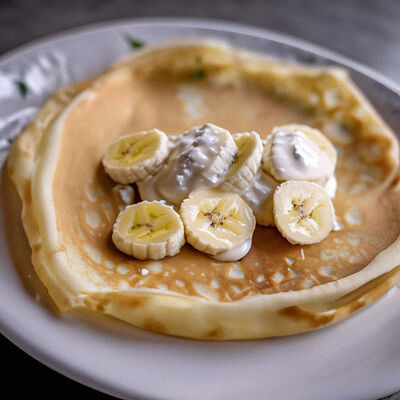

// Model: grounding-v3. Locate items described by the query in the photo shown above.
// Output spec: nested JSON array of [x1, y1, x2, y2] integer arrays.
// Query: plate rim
[[1, 16, 399, 94]]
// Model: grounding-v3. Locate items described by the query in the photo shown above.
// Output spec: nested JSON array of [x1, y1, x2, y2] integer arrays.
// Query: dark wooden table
[[1, 1, 399, 399]]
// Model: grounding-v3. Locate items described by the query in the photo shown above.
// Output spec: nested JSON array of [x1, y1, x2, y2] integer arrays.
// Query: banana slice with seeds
[[180, 189, 256, 257], [262, 124, 336, 185], [103, 129, 169, 184], [273, 180, 334, 245], [112, 201, 184, 260], [220, 131, 263, 192]]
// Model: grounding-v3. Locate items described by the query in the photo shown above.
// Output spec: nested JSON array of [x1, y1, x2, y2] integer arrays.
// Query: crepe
[[7, 39, 400, 339]]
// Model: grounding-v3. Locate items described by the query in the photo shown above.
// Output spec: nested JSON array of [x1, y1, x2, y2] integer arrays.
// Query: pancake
[[7, 40, 400, 340]]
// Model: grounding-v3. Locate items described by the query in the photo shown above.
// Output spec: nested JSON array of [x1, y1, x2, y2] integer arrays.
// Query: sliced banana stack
[[262, 124, 337, 185], [153, 123, 238, 205], [104, 122, 339, 260], [103, 129, 169, 184], [273, 181, 334, 245], [220, 131, 263, 192], [112, 201, 185, 260], [180, 189, 256, 259]]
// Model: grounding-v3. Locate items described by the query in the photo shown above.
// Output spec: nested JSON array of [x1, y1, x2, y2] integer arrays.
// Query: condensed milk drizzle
[[241, 170, 277, 217], [138, 123, 236, 205]]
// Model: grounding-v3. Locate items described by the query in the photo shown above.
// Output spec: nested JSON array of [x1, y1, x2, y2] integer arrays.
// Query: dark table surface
[[1, 1, 400, 399]]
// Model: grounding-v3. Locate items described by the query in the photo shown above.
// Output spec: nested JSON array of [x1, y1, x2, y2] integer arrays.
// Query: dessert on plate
[[7, 39, 400, 339]]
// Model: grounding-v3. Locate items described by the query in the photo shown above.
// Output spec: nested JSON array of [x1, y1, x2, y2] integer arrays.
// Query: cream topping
[[332, 216, 344, 232], [136, 176, 164, 202], [112, 184, 135, 210], [324, 175, 337, 199], [271, 130, 334, 181], [242, 170, 278, 216], [149, 123, 236, 205], [212, 239, 252, 262]]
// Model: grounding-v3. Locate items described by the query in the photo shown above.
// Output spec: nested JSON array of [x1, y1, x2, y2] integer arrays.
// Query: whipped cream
[[271, 130, 334, 182]]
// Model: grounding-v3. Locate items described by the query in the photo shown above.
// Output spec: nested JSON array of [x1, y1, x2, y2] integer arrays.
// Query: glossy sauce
[[212, 239, 252, 262], [141, 123, 236, 205]]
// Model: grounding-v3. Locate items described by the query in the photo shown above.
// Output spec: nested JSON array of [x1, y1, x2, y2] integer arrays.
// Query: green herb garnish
[[16, 81, 28, 97], [126, 36, 144, 49], [190, 69, 206, 79]]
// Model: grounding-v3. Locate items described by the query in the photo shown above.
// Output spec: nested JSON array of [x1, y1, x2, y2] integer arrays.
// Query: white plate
[[1, 18, 400, 400]]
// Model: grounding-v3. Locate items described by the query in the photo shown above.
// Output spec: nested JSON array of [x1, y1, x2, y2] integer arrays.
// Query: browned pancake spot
[[142, 317, 166, 334], [32, 242, 41, 252], [348, 300, 366, 314], [83, 297, 96, 308], [116, 296, 149, 309], [96, 303, 105, 312], [203, 327, 225, 340], [24, 181, 32, 204], [278, 306, 335, 328]]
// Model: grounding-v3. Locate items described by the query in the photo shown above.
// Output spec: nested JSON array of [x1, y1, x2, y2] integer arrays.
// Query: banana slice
[[262, 124, 337, 185], [180, 189, 256, 256], [220, 131, 263, 192], [154, 123, 238, 205], [112, 201, 185, 260], [103, 129, 169, 184], [273, 180, 334, 245]]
